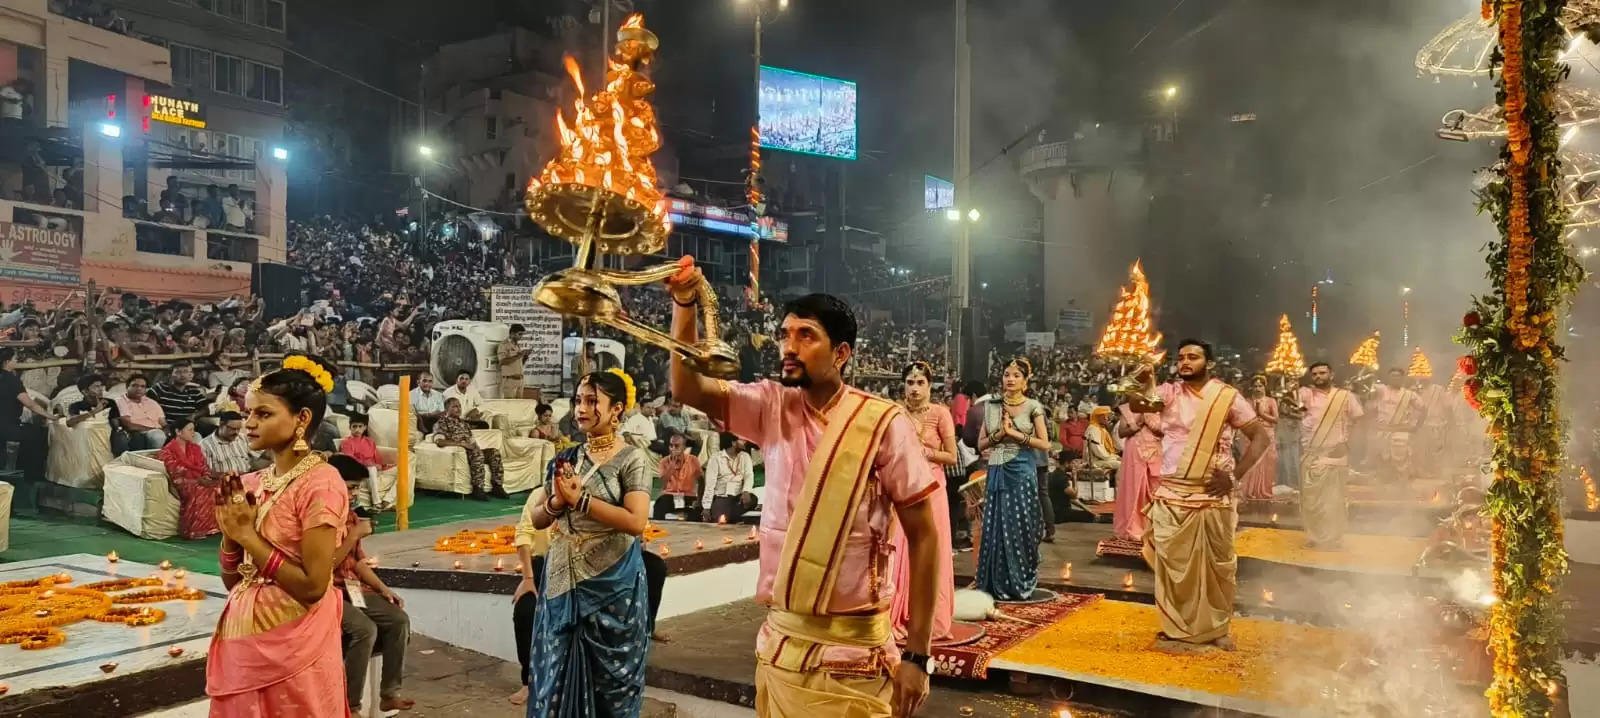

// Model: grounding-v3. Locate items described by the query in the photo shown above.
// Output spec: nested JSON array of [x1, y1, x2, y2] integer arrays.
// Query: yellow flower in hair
[[280, 355, 335, 394], [606, 368, 637, 410]]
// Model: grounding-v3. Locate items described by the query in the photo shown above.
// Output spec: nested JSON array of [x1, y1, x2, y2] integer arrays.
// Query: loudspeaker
[[252, 262, 304, 319]]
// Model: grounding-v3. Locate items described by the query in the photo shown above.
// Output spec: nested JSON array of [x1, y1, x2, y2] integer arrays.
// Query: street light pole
[[951, 0, 972, 380]]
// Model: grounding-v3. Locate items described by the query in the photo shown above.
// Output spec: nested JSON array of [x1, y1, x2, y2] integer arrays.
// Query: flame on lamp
[[1270, 513, 1279, 524], [694, 539, 705, 551], [1583, 467, 1600, 511], [528, 16, 668, 236], [1123, 572, 1135, 589], [747, 527, 758, 541], [452, 560, 463, 570], [1262, 589, 1275, 604], [722, 536, 733, 545], [159, 560, 172, 571], [1061, 563, 1072, 581], [660, 544, 671, 556], [1094, 260, 1164, 361], [718, 515, 728, 525], [106, 551, 119, 563], [494, 558, 506, 572]]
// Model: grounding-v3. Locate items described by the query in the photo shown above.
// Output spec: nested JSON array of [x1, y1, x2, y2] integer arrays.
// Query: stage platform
[[367, 515, 759, 594], [0, 554, 226, 717]]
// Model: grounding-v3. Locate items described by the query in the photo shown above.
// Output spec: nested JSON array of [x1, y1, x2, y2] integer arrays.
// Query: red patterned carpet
[[1094, 535, 1144, 559], [930, 592, 1103, 679]]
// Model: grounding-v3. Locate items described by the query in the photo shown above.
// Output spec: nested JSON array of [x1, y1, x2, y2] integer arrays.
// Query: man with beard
[[667, 258, 936, 718], [1292, 362, 1364, 549], [1370, 368, 1421, 482], [1128, 339, 1270, 652]]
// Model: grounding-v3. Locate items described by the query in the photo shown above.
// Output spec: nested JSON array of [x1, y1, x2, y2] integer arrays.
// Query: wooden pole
[[396, 374, 412, 531]]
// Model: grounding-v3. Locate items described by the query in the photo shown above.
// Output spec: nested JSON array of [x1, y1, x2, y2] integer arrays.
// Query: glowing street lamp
[[1163, 85, 1178, 100], [967, 208, 981, 222], [946, 208, 962, 222], [417, 144, 435, 158]]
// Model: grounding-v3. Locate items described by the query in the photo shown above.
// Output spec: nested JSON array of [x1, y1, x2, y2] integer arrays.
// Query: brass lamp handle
[[592, 263, 723, 343]]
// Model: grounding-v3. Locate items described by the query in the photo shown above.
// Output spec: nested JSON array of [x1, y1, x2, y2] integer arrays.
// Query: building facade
[[0, 0, 285, 306]]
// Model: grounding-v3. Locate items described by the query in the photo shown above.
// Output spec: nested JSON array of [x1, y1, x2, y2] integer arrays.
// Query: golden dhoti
[[1141, 483, 1237, 644], [754, 611, 893, 718], [1300, 459, 1348, 546]]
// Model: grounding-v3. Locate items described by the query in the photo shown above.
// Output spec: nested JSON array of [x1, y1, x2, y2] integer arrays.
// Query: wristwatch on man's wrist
[[901, 649, 934, 674]]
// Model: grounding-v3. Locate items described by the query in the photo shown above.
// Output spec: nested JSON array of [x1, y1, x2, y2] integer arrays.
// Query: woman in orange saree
[[207, 354, 350, 718]]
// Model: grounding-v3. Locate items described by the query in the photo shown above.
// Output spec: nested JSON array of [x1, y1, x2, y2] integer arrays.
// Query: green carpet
[[0, 492, 527, 575]]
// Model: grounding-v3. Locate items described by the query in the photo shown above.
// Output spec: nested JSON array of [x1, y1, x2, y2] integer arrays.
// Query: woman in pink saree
[[208, 355, 350, 718], [889, 362, 963, 643], [1113, 400, 1163, 541], [1238, 375, 1279, 500]]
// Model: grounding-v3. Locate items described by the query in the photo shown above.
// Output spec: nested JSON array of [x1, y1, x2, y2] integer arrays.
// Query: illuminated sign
[[148, 95, 206, 129], [667, 199, 788, 243], [924, 175, 954, 210], [758, 66, 858, 160]]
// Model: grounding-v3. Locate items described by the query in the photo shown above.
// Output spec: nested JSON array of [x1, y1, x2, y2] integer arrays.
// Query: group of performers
[[193, 263, 1484, 717]]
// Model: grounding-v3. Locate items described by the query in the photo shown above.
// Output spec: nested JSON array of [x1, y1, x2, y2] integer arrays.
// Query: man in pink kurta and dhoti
[[1296, 362, 1364, 548], [669, 278, 939, 717]]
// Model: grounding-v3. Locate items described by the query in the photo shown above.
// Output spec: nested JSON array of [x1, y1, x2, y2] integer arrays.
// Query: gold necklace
[[260, 452, 323, 495], [1002, 392, 1027, 407], [587, 432, 618, 453]]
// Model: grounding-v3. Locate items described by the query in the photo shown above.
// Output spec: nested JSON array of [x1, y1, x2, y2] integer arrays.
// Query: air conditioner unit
[[431, 320, 510, 398]]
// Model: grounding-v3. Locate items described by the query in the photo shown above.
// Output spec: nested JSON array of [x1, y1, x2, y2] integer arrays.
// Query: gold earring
[[292, 425, 310, 452]]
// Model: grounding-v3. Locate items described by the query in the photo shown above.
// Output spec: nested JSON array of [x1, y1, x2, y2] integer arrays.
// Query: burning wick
[[1270, 513, 1279, 524], [1478, 592, 1498, 607], [694, 540, 705, 551], [0, 684, 8, 696], [40, 590, 55, 599], [106, 551, 120, 563], [173, 569, 187, 579], [158, 560, 173, 570], [717, 515, 727, 526], [452, 560, 464, 570], [1058, 709, 1073, 718], [1262, 589, 1275, 604], [747, 527, 758, 541], [494, 558, 505, 572], [1060, 563, 1072, 581], [659, 544, 671, 556], [1122, 572, 1134, 589], [1431, 492, 1442, 504]]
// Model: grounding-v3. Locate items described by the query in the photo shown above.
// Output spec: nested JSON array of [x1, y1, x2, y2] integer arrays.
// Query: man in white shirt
[[410, 373, 445, 433], [222, 184, 247, 229], [620, 404, 657, 453], [441, 371, 487, 428], [702, 434, 755, 523]]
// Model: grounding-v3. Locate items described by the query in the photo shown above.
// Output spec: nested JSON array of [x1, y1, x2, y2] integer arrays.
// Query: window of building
[[218, 0, 246, 21], [246, 0, 285, 30], [486, 116, 497, 140], [170, 44, 212, 88], [214, 54, 243, 95], [245, 62, 282, 104]]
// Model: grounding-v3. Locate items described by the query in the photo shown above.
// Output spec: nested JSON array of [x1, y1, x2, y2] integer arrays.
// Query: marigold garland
[[0, 574, 207, 651], [1463, 2, 1586, 716]]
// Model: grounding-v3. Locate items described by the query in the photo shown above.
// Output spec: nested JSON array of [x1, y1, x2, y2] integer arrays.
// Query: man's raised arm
[[666, 258, 728, 421]]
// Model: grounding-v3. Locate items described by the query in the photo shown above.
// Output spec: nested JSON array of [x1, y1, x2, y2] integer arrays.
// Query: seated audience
[[328, 454, 414, 718], [116, 374, 168, 450], [434, 397, 505, 500], [200, 410, 260, 476], [409, 372, 444, 434], [147, 363, 212, 433], [67, 373, 126, 455], [530, 404, 563, 442], [702, 434, 755, 524], [159, 420, 218, 540], [653, 432, 702, 521], [441, 371, 487, 428]]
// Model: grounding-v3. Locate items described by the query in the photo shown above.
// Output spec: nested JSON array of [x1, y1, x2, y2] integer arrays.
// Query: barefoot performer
[[1127, 340, 1270, 649], [668, 258, 939, 717]]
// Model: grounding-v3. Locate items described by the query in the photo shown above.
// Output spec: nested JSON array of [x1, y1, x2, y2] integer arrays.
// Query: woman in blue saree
[[975, 358, 1052, 601], [527, 369, 653, 717]]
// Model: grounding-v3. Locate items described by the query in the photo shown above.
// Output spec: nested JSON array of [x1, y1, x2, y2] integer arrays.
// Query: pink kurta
[[889, 404, 955, 642], [1237, 396, 1279, 499], [207, 463, 350, 718], [721, 380, 938, 671], [1113, 404, 1163, 540], [1151, 380, 1257, 508], [1297, 387, 1365, 459]]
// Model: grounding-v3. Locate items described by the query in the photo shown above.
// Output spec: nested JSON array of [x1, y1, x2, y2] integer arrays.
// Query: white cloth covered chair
[[500, 436, 553, 493], [481, 399, 540, 436], [47, 416, 113, 489], [376, 384, 401, 409], [413, 429, 505, 495], [101, 451, 180, 540]]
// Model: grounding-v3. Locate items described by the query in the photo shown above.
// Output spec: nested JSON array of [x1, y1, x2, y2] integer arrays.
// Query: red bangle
[[261, 549, 286, 580]]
